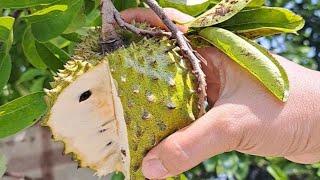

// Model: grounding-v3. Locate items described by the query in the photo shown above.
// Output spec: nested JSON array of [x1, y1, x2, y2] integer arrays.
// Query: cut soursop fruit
[[43, 31, 199, 179]]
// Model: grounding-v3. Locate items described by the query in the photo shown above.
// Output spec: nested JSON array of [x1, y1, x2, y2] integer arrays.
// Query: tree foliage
[[0, 0, 319, 179]]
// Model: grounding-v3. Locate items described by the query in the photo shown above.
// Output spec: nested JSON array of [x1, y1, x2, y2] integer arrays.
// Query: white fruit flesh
[[47, 62, 130, 178]]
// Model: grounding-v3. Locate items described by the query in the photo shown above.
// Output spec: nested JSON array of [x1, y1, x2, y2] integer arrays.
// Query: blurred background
[[0, 0, 320, 179]]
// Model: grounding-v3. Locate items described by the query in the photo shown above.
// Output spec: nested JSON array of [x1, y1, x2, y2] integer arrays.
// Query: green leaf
[[35, 41, 64, 71], [113, 0, 139, 11], [0, 154, 6, 177], [111, 172, 125, 180], [22, 27, 47, 69], [44, 42, 71, 62], [0, 0, 59, 8], [0, 92, 47, 139], [0, 55, 12, 91], [267, 165, 288, 180], [0, 17, 14, 91], [187, 0, 252, 27], [247, 0, 264, 7], [199, 27, 289, 102], [16, 68, 48, 84], [30, 77, 48, 93], [0, 17, 14, 46], [218, 7, 305, 39], [25, 0, 84, 42], [159, 0, 211, 16], [63, 4, 86, 34]]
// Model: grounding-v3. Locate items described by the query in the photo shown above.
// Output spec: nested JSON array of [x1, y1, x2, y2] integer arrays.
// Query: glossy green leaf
[[113, 0, 139, 11], [24, 5, 68, 23], [35, 41, 64, 71], [267, 165, 288, 180], [44, 42, 71, 62], [188, 0, 252, 27], [30, 77, 47, 93], [63, 4, 86, 34], [16, 68, 48, 84], [84, 0, 99, 15], [0, 154, 6, 177], [0, 0, 59, 8], [111, 172, 125, 180], [247, 0, 264, 7], [25, 0, 84, 42], [218, 7, 305, 39], [0, 17, 14, 91], [199, 27, 289, 101], [0, 55, 12, 91], [22, 27, 47, 69], [0, 92, 47, 139], [159, 0, 211, 16]]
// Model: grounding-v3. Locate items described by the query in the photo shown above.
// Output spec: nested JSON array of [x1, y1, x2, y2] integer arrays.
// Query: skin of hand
[[121, 8, 320, 179]]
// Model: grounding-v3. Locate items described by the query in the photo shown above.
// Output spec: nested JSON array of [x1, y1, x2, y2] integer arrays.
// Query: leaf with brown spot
[[187, 0, 252, 27]]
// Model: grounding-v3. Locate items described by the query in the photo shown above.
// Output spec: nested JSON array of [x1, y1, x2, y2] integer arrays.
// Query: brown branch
[[100, 0, 123, 53], [113, 9, 172, 38], [144, 0, 207, 117], [4, 171, 38, 180]]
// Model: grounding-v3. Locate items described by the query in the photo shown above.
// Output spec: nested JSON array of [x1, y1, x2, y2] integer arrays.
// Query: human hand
[[121, 8, 320, 179]]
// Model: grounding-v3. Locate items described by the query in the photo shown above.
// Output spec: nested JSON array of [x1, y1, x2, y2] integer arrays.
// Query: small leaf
[[44, 42, 71, 62], [159, 0, 211, 16], [0, 17, 14, 91], [247, 0, 264, 7], [30, 77, 48, 93], [0, 55, 12, 91], [0, 92, 47, 139], [35, 42, 64, 71], [267, 165, 288, 180], [0, 0, 59, 8], [24, 0, 84, 42], [188, 0, 252, 27], [22, 27, 47, 69], [111, 172, 125, 180], [0, 154, 6, 177], [16, 68, 48, 84], [199, 27, 289, 101], [218, 7, 305, 39]]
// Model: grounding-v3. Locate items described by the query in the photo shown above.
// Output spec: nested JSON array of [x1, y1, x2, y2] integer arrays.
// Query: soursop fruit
[[43, 30, 199, 179]]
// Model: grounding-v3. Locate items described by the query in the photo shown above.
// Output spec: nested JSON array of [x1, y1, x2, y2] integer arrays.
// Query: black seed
[[79, 90, 92, 102], [107, 141, 112, 146], [121, 149, 126, 157], [99, 129, 107, 133]]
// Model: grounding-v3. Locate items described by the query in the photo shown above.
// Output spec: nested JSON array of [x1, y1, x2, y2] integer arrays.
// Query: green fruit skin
[[106, 38, 199, 179]]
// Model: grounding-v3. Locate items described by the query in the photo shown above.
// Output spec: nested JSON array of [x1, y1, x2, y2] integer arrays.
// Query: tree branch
[[113, 9, 172, 38], [144, 0, 207, 117], [100, 0, 123, 53]]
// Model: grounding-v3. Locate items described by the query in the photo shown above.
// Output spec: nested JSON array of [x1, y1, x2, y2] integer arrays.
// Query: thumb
[[141, 105, 244, 179]]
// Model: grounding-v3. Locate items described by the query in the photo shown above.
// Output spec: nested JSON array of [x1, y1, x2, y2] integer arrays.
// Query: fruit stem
[[100, 0, 123, 53], [145, 0, 207, 117], [113, 10, 172, 38]]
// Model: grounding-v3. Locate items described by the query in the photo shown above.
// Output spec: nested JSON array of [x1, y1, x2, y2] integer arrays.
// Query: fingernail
[[142, 158, 168, 179]]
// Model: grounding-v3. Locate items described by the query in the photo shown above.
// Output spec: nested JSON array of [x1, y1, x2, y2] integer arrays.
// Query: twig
[[113, 9, 172, 38], [4, 171, 36, 180], [145, 0, 207, 117], [100, 0, 123, 53]]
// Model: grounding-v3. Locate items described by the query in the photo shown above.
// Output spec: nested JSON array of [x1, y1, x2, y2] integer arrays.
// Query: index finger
[[120, 8, 193, 33]]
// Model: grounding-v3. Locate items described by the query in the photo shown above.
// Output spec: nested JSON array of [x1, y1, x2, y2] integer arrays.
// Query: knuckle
[[158, 136, 189, 174]]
